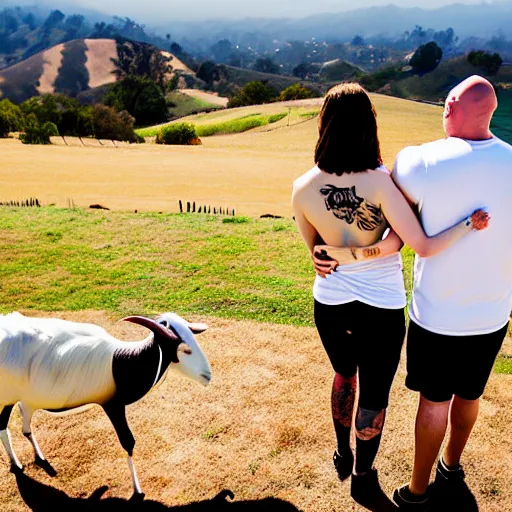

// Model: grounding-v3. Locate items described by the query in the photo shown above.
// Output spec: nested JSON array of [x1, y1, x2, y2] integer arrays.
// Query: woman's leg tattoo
[[355, 408, 386, 474], [332, 373, 357, 455]]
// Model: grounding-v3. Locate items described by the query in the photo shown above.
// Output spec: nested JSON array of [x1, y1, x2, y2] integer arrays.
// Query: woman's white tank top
[[313, 254, 407, 309]]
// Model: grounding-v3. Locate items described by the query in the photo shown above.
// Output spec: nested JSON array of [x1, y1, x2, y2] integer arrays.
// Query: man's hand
[[312, 247, 338, 278]]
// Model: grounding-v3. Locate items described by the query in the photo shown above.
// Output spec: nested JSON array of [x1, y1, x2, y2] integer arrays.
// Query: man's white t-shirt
[[394, 136, 512, 336]]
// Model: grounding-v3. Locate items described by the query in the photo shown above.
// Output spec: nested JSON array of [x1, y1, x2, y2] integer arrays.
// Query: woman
[[291, 83, 489, 508]]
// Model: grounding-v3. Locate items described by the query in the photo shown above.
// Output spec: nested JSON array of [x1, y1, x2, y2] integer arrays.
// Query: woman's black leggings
[[314, 300, 406, 411]]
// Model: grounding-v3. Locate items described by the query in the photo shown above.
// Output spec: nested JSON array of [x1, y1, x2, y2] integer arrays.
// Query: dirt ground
[[0, 94, 444, 218], [0, 312, 510, 511]]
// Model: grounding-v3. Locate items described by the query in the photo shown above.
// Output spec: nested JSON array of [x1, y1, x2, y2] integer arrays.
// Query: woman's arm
[[315, 229, 404, 265], [380, 178, 489, 257]]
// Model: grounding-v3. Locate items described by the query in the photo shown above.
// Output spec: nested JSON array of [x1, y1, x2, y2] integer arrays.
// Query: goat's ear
[[188, 322, 208, 334], [123, 316, 178, 340]]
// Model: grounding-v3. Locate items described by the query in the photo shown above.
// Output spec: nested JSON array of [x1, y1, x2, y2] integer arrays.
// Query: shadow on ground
[[14, 471, 301, 511], [431, 480, 479, 512], [14, 470, 480, 512]]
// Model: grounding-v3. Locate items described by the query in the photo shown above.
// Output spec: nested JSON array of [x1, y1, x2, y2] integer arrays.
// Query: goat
[[0, 312, 211, 497]]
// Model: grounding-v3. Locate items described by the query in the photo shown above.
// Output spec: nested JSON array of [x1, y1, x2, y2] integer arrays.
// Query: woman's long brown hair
[[315, 83, 382, 175]]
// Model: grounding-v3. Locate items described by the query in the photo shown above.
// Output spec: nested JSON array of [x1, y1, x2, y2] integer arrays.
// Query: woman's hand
[[312, 246, 339, 278], [469, 209, 490, 231]]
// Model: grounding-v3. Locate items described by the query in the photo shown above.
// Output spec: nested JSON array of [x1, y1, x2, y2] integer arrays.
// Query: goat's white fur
[[0, 313, 146, 410]]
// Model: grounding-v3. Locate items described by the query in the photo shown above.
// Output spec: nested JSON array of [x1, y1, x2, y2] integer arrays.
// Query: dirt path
[[0, 312, 510, 511]]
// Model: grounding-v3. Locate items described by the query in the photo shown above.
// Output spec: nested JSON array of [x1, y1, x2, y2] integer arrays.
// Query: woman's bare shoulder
[[293, 166, 322, 193]]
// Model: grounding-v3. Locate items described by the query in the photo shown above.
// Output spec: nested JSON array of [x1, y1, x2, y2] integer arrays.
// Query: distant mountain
[[162, 3, 512, 44], [0, 38, 197, 103]]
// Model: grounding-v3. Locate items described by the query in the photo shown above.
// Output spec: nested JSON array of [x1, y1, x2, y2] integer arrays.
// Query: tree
[[253, 58, 280, 74], [292, 62, 315, 80], [410, 41, 443, 74], [467, 50, 503, 76], [40, 10, 65, 35], [104, 75, 168, 127], [21, 96, 61, 127], [227, 81, 278, 108], [196, 61, 225, 84], [0, 99, 24, 137], [279, 84, 314, 101], [211, 39, 233, 64], [352, 35, 365, 46]]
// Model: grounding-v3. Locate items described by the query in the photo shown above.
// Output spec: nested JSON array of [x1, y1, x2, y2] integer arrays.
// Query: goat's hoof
[[10, 463, 24, 474], [35, 456, 57, 477]]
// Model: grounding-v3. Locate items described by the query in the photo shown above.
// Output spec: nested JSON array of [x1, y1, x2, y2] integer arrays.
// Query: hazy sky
[[35, 0, 497, 22]]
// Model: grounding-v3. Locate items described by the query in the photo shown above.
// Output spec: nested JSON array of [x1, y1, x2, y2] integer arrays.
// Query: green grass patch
[[195, 112, 287, 137], [0, 208, 315, 325], [495, 356, 512, 375], [299, 110, 319, 119], [267, 113, 288, 123], [137, 111, 288, 139], [0, 207, 415, 327], [223, 216, 250, 224]]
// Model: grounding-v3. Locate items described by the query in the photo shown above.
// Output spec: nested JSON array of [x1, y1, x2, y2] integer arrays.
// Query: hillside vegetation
[[0, 38, 193, 104], [387, 57, 512, 103]]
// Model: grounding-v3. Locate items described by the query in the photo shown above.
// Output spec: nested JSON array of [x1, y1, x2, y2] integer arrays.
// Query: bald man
[[390, 76, 512, 510]]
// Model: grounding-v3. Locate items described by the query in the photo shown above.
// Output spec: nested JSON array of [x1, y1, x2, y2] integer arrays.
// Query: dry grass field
[[0, 313, 510, 511], [0, 94, 444, 217]]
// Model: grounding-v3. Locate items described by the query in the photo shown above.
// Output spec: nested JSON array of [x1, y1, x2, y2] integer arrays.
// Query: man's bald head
[[443, 75, 498, 140]]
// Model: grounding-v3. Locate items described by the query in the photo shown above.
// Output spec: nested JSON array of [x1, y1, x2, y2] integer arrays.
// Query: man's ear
[[444, 96, 457, 118]]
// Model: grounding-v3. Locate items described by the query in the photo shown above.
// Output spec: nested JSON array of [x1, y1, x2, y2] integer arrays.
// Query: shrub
[[92, 104, 138, 142], [467, 50, 503, 75], [20, 121, 59, 145], [156, 123, 199, 145], [279, 84, 313, 101]]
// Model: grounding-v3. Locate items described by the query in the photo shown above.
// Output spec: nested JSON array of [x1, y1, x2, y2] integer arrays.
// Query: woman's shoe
[[393, 484, 432, 511], [333, 449, 353, 481]]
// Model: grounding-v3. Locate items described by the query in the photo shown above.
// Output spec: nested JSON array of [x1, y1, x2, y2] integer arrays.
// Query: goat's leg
[[18, 403, 51, 471], [103, 404, 143, 498], [0, 405, 23, 472]]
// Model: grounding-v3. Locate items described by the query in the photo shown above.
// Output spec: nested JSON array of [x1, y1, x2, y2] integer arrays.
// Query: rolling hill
[[0, 37, 199, 104]]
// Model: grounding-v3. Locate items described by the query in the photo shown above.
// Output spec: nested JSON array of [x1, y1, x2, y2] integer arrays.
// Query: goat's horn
[[187, 322, 209, 334], [122, 316, 178, 339]]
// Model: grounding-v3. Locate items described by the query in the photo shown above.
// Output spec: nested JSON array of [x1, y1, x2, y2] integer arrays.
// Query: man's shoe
[[333, 450, 353, 481], [435, 457, 466, 485], [351, 469, 392, 509], [393, 485, 431, 511]]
